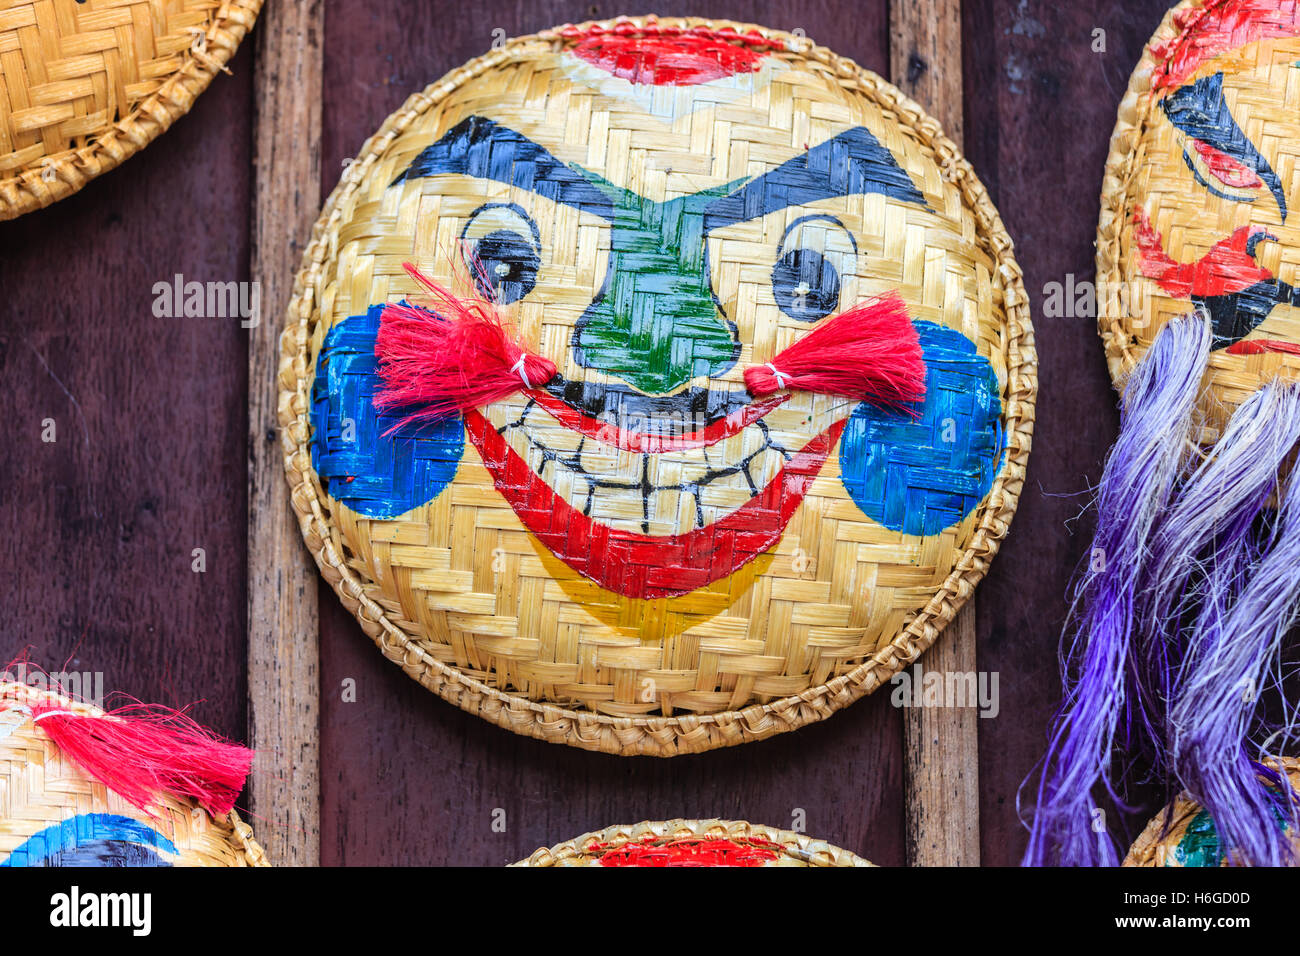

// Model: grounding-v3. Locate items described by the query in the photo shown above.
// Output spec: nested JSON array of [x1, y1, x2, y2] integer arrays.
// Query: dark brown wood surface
[[0, 0, 1175, 866]]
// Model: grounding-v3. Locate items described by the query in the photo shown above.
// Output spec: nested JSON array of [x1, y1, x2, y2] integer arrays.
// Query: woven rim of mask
[[1123, 755, 1299, 866], [0, 0, 264, 221], [278, 16, 1037, 756], [512, 818, 873, 866], [0, 681, 268, 867]]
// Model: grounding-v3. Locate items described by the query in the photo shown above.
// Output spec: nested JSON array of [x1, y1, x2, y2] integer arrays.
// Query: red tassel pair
[[29, 700, 254, 817], [743, 291, 926, 410], [376, 263, 926, 422]]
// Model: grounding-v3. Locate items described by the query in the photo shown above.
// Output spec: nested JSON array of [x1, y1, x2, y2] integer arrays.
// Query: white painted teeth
[[486, 393, 847, 537]]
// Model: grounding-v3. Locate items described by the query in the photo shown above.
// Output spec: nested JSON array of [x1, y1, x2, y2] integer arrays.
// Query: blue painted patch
[[310, 305, 465, 519], [838, 321, 1004, 536], [1, 813, 176, 867]]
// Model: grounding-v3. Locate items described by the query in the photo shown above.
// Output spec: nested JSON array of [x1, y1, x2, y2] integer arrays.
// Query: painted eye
[[771, 215, 857, 322], [1163, 71, 1285, 216], [772, 249, 839, 321], [461, 203, 541, 305]]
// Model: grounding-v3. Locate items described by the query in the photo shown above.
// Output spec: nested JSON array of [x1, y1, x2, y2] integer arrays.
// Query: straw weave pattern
[[1123, 757, 1300, 866], [1097, 0, 1300, 441], [514, 818, 873, 867]]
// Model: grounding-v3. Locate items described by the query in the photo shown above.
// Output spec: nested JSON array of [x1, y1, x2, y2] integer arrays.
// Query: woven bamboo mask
[[1099, 0, 1300, 435], [514, 820, 872, 867], [0, 683, 266, 867], [281, 18, 1035, 756], [1027, 0, 1300, 867], [0, 0, 263, 220]]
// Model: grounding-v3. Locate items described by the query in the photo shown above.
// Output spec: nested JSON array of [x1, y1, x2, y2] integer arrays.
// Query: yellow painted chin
[[532, 532, 778, 644]]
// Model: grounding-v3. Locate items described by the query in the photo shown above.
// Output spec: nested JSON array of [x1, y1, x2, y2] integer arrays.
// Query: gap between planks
[[889, 0, 982, 867], [247, 0, 324, 867]]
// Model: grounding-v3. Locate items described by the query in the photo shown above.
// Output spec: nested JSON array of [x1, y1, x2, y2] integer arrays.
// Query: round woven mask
[[0, 0, 263, 219], [1099, 0, 1300, 435], [514, 819, 872, 867], [0, 683, 266, 867], [282, 18, 1035, 755]]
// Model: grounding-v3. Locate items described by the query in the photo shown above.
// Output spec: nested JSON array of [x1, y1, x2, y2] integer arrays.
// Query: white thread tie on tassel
[[765, 362, 788, 390], [511, 356, 532, 389], [31, 709, 79, 722]]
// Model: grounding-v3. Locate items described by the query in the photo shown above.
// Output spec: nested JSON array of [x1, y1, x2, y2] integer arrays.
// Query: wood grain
[[891, 0, 965, 141], [891, 0, 981, 867], [248, 0, 324, 867]]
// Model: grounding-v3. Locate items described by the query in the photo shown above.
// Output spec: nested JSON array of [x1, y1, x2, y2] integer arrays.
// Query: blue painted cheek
[[838, 320, 1004, 536], [310, 305, 465, 520], [1, 813, 176, 867]]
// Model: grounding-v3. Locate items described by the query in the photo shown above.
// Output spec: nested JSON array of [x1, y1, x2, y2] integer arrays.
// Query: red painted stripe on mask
[[464, 410, 844, 599], [591, 836, 782, 866], [560, 22, 779, 85], [1153, 0, 1300, 93], [1131, 207, 1274, 298]]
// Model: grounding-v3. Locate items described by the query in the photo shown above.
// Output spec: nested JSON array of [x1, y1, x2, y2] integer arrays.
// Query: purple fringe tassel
[[1167, 383, 1300, 865], [1022, 314, 1209, 866], [1025, 308, 1300, 866]]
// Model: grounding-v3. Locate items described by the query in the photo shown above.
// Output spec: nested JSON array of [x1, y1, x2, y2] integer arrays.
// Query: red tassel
[[743, 291, 926, 411], [375, 262, 557, 426], [30, 701, 254, 817]]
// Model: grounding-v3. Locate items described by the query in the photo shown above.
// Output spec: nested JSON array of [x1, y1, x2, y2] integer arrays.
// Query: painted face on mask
[[1103, 0, 1300, 428], [293, 21, 1031, 750], [1124, 757, 1300, 867]]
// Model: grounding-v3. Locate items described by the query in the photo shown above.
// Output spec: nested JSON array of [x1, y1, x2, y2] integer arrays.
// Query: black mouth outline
[[1186, 230, 1300, 349], [1195, 280, 1300, 350]]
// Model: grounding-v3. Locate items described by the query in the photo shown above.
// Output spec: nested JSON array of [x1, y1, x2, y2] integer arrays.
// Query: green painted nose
[[572, 189, 739, 394]]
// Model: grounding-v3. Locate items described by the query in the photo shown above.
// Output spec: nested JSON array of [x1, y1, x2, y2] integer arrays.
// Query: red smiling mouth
[[464, 407, 845, 599], [375, 267, 925, 599]]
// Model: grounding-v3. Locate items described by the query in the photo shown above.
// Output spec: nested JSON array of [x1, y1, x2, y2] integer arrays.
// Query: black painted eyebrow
[[702, 127, 932, 232], [393, 116, 618, 218], [394, 116, 932, 228]]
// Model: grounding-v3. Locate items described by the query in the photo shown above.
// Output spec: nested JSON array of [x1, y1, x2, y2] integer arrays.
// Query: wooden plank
[[247, 0, 323, 867], [890, 0, 964, 143], [890, 0, 981, 867]]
